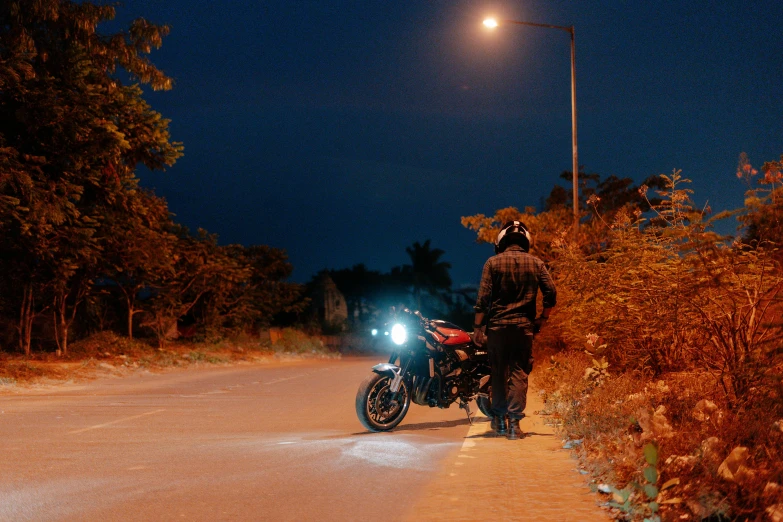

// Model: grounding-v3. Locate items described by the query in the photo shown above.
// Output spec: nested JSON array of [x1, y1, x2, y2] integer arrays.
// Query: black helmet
[[495, 221, 532, 254]]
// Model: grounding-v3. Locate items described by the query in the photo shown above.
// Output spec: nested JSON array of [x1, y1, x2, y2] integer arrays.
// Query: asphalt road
[[0, 357, 474, 521]]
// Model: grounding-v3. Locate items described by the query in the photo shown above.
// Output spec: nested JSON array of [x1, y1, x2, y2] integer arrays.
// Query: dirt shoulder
[[0, 331, 349, 394]]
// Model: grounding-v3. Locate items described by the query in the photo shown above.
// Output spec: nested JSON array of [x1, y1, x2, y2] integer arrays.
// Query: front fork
[[375, 350, 413, 396], [390, 351, 412, 394]]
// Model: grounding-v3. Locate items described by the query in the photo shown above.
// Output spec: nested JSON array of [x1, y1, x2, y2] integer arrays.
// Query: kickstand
[[458, 400, 474, 425]]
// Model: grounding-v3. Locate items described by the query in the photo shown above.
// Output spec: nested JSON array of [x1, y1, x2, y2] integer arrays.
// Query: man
[[472, 221, 556, 440]]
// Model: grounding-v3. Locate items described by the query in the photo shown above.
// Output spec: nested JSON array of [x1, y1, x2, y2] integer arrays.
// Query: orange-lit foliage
[[464, 160, 783, 519]]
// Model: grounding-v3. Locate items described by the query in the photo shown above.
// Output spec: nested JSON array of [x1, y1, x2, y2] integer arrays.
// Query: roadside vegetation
[[0, 329, 348, 388], [0, 1, 459, 374], [0, 328, 350, 386], [463, 158, 783, 521], [0, 1, 307, 365]]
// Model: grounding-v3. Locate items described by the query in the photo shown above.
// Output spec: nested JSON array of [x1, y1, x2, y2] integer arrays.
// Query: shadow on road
[[466, 430, 554, 439], [326, 419, 471, 437], [393, 418, 472, 431], [346, 418, 473, 433], [339, 416, 484, 437]]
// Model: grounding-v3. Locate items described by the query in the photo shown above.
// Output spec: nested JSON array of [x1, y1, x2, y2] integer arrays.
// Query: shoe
[[507, 418, 524, 440], [491, 415, 507, 435]]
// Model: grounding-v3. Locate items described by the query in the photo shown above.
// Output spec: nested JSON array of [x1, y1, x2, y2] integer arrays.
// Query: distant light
[[483, 18, 499, 29], [371, 329, 378, 336]]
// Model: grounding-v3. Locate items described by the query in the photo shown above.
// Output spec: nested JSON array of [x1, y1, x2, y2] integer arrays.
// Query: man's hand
[[472, 326, 487, 347], [533, 316, 548, 334]]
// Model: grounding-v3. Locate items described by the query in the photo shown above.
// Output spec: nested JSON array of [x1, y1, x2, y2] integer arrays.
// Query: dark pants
[[488, 326, 534, 421]]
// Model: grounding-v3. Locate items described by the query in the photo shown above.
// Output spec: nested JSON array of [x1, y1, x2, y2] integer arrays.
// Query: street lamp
[[483, 17, 579, 237]]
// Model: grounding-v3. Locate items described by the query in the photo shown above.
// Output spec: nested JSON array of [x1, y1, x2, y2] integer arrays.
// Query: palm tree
[[403, 240, 452, 311]]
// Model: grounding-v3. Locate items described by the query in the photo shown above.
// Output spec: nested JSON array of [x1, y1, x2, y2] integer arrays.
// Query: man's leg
[[506, 330, 534, 420], [487, 328, 508, 419]]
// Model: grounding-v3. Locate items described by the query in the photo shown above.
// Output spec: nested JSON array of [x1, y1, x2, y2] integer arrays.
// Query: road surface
[[0, 357, 473, 521]]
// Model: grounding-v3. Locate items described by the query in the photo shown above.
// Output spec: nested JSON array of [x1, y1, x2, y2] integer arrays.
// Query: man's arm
[[472, 260, 492, 346], [538, 261, 557, 311], [473, 260, 492, 328], [534, 261, 557, 333], [473, 312, 485, 330]]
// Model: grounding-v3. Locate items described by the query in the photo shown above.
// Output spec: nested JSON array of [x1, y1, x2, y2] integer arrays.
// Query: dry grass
[[536, 346, 783, 521], [0, 329, 343, 388]]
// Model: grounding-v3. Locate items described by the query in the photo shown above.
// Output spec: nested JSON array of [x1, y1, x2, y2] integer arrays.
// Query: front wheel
[[355, 373, 411, 432]]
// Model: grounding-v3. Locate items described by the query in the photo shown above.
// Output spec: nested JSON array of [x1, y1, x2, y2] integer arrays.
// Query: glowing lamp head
[[483, 18, 499, 29], [390, 323, 407, 345], [371, 329, 378, 336]]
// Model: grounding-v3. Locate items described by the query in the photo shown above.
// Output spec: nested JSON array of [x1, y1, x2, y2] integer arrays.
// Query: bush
[[538, 350, 783, 520], [68, 331, 154, 358], [528, 164, 783, 519], [551, 172, 782, 386], [268, 328, 328, 354]]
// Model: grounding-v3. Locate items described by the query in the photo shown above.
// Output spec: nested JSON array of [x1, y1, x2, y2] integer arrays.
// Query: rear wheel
[[355, 373, 411, 432], [477, 385, 493, 418]]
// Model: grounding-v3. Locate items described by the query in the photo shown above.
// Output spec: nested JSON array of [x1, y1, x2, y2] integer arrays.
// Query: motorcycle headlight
[[390, 323, 407, 345]]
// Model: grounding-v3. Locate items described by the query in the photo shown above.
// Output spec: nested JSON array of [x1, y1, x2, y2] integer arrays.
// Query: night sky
[[114, 1, 783, 287]]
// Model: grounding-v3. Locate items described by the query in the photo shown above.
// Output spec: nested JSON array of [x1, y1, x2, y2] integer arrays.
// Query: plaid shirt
[[474, 244, 557, 329]]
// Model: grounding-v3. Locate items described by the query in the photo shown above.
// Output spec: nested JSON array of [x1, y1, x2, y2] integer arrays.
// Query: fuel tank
[[429, 320, 472, 346]]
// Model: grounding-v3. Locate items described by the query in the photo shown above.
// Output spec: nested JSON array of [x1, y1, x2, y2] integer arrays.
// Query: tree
[[242, 245, 307, 327], [190, 244, 254, 339], [102, 188, 175, 339], [545, 170, 666, 219], [142, 227, 225, 346], [329, 264, 383, 327], [403, 240, 452, 312], [463, 171, 670, 262], [0, 0, 182, 353], [737, 152, 783, 255], [464, 203, 604, 267], [191, 244, 305, 338]]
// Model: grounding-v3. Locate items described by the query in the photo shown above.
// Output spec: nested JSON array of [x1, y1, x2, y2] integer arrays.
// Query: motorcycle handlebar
[[398, 307, 430, 326], [400, 308, 428, 326]]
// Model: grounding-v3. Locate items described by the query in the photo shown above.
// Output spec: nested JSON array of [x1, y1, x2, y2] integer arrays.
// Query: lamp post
[[483, 17, 579, 237]]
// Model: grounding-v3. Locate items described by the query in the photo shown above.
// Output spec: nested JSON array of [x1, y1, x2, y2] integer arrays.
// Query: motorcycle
[[355, 308, 493, 432]]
